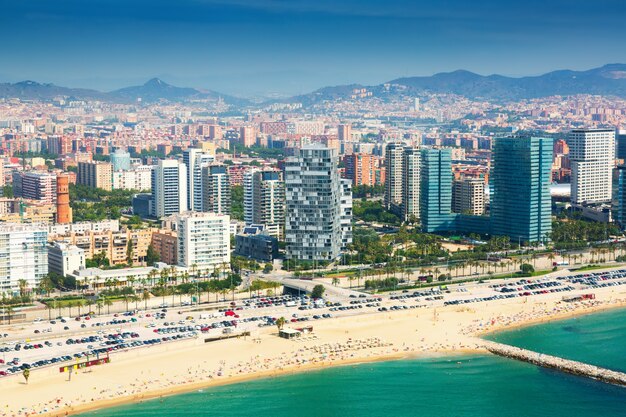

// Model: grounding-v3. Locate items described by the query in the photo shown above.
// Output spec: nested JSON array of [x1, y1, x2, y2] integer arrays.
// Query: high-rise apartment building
[[175, 212, 230, 271], [402, 148, 420, 222], [243, 169, 258, 225], [491, 136, 553, 243], [0, 224, 48, 295], [452, 178, 485, 215], [238, 126, 257, 147], [340, 179, 353, 248], [285, 145, 349, 262], [245, 170, 285, 238], [13, 172, 57, 204], [384, 143, 420, 221], [151, 160, 187, 218], [202, 165, 231, 215], [111, 166, 153, 191], [569, 129, 615, 204], [384, 142, 406, 215], [338, 124, 352, 141], [183, 148, 215, 211], [344, 153, 382, 187], [77, 161, 113, 191]]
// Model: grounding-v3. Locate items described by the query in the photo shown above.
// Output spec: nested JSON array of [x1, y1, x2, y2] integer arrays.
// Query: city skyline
[[2, 0, 626, 96]]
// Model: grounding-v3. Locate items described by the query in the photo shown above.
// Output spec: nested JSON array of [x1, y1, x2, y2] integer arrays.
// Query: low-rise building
[[48, 241, 85, 277]]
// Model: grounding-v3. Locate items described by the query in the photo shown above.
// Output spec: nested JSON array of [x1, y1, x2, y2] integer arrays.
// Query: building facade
[[491, 136, 553, 243], [569, 129, 615, 204], [285, 145, 347, 262], [48, 241, 85, 277], [183, 148, 215, 212], [202, 165, 231, 215], [151, 159, 187, 218], [77, 161, 113, 191], [175, 212, 230, 270], [0, 224, 48, 295], [452, 178, 485, 215]]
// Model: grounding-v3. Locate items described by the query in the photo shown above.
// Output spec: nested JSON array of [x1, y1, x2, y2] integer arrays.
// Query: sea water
[[80, 309, 626, 417]]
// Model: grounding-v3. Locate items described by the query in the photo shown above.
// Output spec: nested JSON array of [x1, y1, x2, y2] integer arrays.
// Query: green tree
[[311, 284, 325, 299], [520, 263, 535, 274]]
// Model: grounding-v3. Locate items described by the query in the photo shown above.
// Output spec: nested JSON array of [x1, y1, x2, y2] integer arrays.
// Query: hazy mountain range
[[1, 64, 626, 106]]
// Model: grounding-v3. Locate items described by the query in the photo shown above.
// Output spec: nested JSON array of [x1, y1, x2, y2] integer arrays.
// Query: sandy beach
[[2, 283, 626, 417]]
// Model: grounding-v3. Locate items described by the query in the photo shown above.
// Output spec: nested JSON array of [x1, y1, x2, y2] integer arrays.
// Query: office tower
[[56, 174, 72, 224], [0, 224, 48, 295], [175, 211, 230, 271], [384, 142, 406, 214], [413, 98, 420, 112], [453, 178, 485, 215], [569, 129, 615, 204], [111, 148, 132, 171], [201, 165, 231, 215], [183, 148, 215, 212], [77, 161, 113, 191], [151, 159, 188, 218], [402, 148, 420, 222], [617, 130, 626, 161], [344, 153, 380, 186], [338, 124, 352, 141], [491, 136, 553, 243], [420, 148, 455, 233], [13, 172, 57, 204], [243, 169, 258, 225], [247, 170, 285, 238], [340, 179, 353, 248], [284, 145, 348, 262]]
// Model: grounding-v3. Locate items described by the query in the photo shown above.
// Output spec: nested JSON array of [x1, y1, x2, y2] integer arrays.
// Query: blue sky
[[1, 0, 625, 97]]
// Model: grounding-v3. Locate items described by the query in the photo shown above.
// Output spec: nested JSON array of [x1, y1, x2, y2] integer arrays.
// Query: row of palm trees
[[332, 244, 626, 290]]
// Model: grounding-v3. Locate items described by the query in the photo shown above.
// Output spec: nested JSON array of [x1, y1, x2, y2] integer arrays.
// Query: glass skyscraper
[[490, 136, 553, 243], [420, 148, 456, 233]]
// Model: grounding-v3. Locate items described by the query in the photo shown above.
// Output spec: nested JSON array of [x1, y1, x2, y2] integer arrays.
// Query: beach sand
[[2, 284, 626, 417]]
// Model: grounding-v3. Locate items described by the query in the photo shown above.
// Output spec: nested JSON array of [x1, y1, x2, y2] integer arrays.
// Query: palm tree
[[45, 302, 53, 321], [104, 297, 113, 314], [76, 299, 85, 316], [276, 316, 286, 331], [547, 253, 555, 267], [331, 277, 340, 286], [96, 300, 103, 315], [141, 289, 151, 310], [67, 300, 75, 317], [148, 270, 158, 287], [131, 295, 140, 310], [18, 279, 28, 305], [5, 306, 14, 325]]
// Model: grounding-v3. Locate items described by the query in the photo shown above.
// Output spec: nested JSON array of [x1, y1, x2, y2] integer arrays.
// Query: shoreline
[[5, 285, 626, 417]]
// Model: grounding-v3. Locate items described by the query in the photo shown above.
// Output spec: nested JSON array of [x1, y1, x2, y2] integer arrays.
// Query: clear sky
[[2, 0, 625, 97]]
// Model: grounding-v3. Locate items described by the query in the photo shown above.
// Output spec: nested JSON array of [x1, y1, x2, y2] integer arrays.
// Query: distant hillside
[[390, 64, 626, 100], [0, 78, 247, 105], [285, 64, 626, 104], [0, 80, 106, 101]]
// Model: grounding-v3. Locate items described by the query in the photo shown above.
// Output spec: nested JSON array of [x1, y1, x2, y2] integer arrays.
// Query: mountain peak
[[144, 78, 169, 88]]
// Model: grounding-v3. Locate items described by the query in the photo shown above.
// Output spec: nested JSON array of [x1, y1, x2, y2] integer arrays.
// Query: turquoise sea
[[80, 309, 626, 417]]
